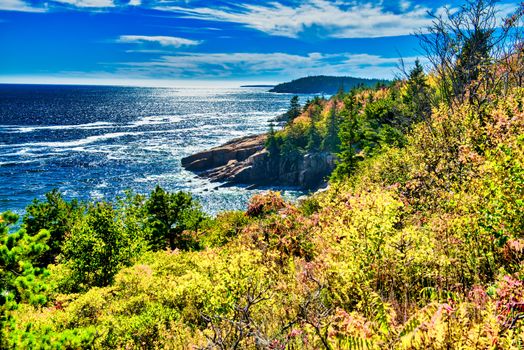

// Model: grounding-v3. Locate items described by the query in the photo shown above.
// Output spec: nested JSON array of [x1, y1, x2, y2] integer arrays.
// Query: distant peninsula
[[269, 75, 389, 94], [240, 84, 276, 88]]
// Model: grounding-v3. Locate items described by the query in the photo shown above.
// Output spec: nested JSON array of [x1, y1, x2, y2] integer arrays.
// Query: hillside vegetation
[[269, 76, 388, 94], [1, 1, 524, 349]]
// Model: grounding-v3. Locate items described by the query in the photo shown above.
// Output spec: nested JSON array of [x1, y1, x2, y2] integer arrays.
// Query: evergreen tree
[[336, 83, 345, 97], [306, 121, 321, 152], [403, 59, 431, 123], [456, 29, 491, 104], [1, 212, 49, 346], [322, 106, 340, 152], [280, 137, 302, 167], [331, 97, 361, 180], [145, 187, 204, 251], [266, 122, 281, 160], [284, 95, 301, 122], [303, 98, 311, 112]]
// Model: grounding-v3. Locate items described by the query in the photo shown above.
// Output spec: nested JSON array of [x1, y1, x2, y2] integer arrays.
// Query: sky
[[0, 0, 521, 86]]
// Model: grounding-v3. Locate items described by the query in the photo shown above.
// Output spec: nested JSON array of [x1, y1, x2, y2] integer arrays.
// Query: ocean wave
[[0, 115, 184, 134], [129, 115, 183, 127], [0, 86, 296, 215], [0, 121, 117, 133], [0, 131, 145, 149], [0, 111, 275, 135], [0, 159, 40, 167]]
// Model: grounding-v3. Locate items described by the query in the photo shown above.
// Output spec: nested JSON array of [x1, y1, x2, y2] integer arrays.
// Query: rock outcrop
[[181, 134, 267, 172], [181, 134, 336, 190]]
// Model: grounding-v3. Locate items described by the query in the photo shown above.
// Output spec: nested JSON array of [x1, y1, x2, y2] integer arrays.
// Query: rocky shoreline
[[181, 134, 336, 190]]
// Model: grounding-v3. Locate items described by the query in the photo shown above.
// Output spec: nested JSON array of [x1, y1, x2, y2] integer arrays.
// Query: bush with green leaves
[[23, 190, 84, 267], [3, 2, 524, 347], [200, 211, 250, 247], [60, 199, 149, 290]]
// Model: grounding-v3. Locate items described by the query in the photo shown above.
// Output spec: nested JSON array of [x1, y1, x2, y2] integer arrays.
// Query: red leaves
[[495, 275, 524, 329], [246, 191, 287, 218]]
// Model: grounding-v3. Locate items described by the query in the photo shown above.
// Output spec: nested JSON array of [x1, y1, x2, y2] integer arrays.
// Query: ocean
[[0, 84, 306, 215]]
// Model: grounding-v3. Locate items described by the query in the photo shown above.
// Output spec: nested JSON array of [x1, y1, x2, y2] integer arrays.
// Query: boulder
[[181, 134, 336, 190], [181, 134, 267, 171]]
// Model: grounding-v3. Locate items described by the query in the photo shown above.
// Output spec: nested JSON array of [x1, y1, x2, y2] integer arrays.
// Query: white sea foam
[[0, 87, 301, 215], [134, 173, 184, 183], [90, 190, 104, 200], [0, 115, 186, 134], [0, 147, 38, 157], [0, 159, 39, 166], [129, 115, 183, 127], [0, 121, 117, 133], [0, 131, 145, 149], [0, 111, 275, 136]]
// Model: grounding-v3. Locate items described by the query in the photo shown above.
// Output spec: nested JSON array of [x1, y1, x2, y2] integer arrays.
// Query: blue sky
[[0, 0, 520, 86]]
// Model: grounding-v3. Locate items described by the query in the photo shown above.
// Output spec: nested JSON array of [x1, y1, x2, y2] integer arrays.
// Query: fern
[[369, 291, 393, 337], [343, 336, 373, 350]]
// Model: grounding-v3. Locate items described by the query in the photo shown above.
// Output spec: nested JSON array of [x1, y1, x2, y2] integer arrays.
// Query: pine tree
[[322, 106, 340, 152], [284, 96, 301, 122], [306, 121, 321, 152], [145, 187, 202, 251], [280, 137, 302, 168], [403, 59, 431, 123], [1, 212, 50, 346], [266, 122, 281, 159], [337, 82, 345, 97], [331, 98, 361, 180]]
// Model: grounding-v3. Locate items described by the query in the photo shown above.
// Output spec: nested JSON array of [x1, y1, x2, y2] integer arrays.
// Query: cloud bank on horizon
[[0, 0, 520, 85]]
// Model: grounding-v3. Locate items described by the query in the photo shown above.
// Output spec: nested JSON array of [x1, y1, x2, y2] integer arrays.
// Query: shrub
[[60, 201, 148, 290], [246, 191, 287, 218]]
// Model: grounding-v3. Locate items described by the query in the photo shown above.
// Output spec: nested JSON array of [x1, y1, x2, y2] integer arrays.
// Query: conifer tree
[[403, 59, 432, 123], [322, 106, 340, 152], [332, 97, 361, 180], [284, 95, 301, 122], [306, 121, 321, 152], [1, 212, 49, 346], [145, 187, 203, 251], [266, 122, 281, 159]]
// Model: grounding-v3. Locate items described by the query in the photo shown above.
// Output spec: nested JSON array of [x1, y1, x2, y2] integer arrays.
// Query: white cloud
[[158, 0, 439, 39], [116, 51, 419, 79], [0, 0, 143, 11], [54, 0, 115, 7], [399, 0, 411, 12], [0, 0, 46, 12], [118, 35, 201, 47]]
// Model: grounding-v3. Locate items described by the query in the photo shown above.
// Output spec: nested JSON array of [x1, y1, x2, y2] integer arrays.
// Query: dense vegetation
[[266, 61, 426, 183], [269, 76, 389, 94], [2, 1, 524, 348]]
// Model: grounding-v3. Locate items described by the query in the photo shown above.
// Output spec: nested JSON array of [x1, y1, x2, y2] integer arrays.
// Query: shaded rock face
[[181, 134, 267, 172], [181, 134, 336, 190]]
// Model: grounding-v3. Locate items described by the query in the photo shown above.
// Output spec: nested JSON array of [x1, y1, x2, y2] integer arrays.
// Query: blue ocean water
[[0, 84, 305, 215]]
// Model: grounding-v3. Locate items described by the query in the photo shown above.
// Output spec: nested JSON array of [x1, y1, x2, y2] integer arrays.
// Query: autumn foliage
[[2, 1, 524, 348]]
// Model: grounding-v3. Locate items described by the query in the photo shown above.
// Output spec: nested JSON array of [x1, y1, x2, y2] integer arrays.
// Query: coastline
[[181, 133, 336, 190]]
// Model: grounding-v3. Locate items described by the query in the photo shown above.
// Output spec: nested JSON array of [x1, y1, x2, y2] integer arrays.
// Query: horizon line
[[0, 74, 390, 89], [0, 77, 281, 89]]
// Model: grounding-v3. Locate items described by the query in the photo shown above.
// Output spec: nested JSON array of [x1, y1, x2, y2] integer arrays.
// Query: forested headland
[[2, 1, 524, 348], [269, 76, 389, 94]]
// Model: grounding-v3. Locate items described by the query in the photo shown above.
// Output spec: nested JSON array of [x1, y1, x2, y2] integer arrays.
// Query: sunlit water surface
[[0, 84, 308, 215]]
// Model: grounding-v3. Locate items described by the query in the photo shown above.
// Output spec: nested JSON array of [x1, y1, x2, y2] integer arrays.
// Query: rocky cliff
[[181, 134, 336, 190]]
